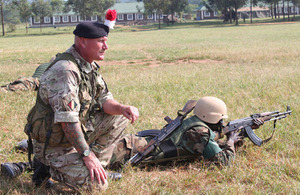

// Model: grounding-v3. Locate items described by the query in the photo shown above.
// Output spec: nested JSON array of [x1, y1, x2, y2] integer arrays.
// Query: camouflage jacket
[[26, 46, 113, 146]]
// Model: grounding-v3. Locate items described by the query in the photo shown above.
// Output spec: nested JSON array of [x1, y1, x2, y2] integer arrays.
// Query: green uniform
[[108, 115, 236, 169]]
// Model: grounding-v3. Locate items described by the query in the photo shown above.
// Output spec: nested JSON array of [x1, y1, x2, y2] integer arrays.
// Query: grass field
[[0, 19, 299, 194]]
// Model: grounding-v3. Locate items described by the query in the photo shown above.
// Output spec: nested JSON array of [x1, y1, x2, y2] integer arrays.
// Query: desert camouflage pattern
[[31, 46, 119, 191], [38, 46, 113, 125], [1, 77, 39, 91], [33, 113, 128, 191]]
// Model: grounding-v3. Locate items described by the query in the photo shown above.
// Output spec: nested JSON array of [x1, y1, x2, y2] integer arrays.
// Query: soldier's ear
[[80, 37, 87, 48]]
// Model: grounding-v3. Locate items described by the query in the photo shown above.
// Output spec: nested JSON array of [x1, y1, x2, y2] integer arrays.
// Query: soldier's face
[[83, 36, 108, 62]]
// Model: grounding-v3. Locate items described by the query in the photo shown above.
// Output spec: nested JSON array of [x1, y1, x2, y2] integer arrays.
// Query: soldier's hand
[[226, 126, 244, 146], [252, 118, 264, 129], [121, 105, 139, 124], [82, 151, 107, 185]]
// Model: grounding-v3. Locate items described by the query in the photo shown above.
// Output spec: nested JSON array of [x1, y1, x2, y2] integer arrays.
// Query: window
[[118, 14, 124, 20], [214, 11, 218, 16], [91, 16, 97, 21], [156, 14, 163, 19], [137, 13, 143, 20], [71, 15, 77, 22], [127, 14, 133, 20], [44, 17, 51, 23], [284, 7, 288, 13], [147, 14, 153, 19], [54, 16, 60, 23], [78, 16, 84, 22], [62, 16, 69, 22], [204, 11, 210, 17], [34, 17, 40, 23]]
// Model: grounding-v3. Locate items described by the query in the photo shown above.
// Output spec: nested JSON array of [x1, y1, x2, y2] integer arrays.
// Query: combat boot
[[32, 157, 53, 188], [1, 162, 30, 178], [14, 139, 28, 153]]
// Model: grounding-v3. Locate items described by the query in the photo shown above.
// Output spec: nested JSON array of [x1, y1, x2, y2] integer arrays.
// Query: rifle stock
[[127, 100, 197, 166]]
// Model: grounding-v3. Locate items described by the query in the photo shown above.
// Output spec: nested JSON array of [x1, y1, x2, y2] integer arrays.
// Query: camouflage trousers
[[33, 112, 129, 191], [1, 77, 39, 92]]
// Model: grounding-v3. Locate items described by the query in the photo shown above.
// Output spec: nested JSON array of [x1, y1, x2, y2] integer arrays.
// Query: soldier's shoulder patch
[[68, 100, 77, 110]]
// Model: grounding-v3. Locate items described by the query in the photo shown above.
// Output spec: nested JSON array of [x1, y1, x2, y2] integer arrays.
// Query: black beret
[[73, 22, 109, 38]]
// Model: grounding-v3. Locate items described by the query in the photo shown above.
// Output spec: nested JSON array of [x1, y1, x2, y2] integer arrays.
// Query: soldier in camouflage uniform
[[0, 62, 51, 92], [22, 21, 139, 192], [106, 97, 264, 169], [1, 96, 263, 190]]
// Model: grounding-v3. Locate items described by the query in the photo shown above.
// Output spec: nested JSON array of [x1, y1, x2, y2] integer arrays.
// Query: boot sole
[[1, 163, 16, 178]]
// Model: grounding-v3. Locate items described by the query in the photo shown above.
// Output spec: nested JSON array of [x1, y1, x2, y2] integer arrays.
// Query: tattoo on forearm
[[62, 122, 88, 154]]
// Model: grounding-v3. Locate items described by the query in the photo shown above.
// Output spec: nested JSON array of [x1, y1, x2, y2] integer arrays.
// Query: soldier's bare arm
[[61, 122, 88, 154], [102, 99, 139, 124], [61, 122, 107, 184]]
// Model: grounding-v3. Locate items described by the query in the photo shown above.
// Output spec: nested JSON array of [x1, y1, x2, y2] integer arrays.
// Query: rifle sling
[[261, 119, 277, 145]]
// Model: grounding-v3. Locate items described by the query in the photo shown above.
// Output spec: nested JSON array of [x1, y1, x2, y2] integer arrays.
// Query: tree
[[282, 0, 285, 20], [230, 0, 247, 25], [65, 0, 114, 20], [262, 0, 277, 19], [168, 0, 189, 24], [0, 0, 9, 36], [11, 0, 32, 34], [291, 0, 300, 19], [207, 0, 247, 25], [50, 0, 64, 13], [143, 0, 170, 29], [207, 0, 233, 23], [0, 0, 4, 36], [249, 0, 260, 23], [31, 0, 52, 32]]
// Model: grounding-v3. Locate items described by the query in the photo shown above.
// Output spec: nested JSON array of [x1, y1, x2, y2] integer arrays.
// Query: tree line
[[1, 0, 300, 35], [205, 0, 300, 25], [0, 0, 115, 36]]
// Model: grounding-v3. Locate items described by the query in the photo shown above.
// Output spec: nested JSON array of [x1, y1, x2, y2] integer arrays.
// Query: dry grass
[[0, 21, 299, 194]]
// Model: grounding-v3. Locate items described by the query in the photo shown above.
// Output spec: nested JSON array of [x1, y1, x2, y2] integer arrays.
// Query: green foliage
[[168, 0, 189, 14], [144, 0, 169, 28], [50, 0, 64, 13], [0, 21, 299, 194], [7, 22, 17, 32], [66, 0, 115, 18], [11, 0, 32, 23], [31, 0, 52, 18]]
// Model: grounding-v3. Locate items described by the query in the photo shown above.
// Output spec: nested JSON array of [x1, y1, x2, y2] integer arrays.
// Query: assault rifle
[[222, 106, 292, 146], [127, 99, 197, 167]]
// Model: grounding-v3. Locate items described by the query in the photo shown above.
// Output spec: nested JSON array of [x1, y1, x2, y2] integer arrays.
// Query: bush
[[7, 23, 17, 32]]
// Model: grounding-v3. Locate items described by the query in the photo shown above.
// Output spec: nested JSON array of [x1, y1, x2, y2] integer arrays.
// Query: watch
[[81, 148, 91, 157]]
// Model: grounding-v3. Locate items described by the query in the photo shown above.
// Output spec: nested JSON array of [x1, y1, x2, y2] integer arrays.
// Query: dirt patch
[[99, 59, 223, 68], [28, 59, 223, 68]]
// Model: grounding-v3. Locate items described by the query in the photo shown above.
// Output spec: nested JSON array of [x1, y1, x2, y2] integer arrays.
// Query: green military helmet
[[193, 96, 228, 124]]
